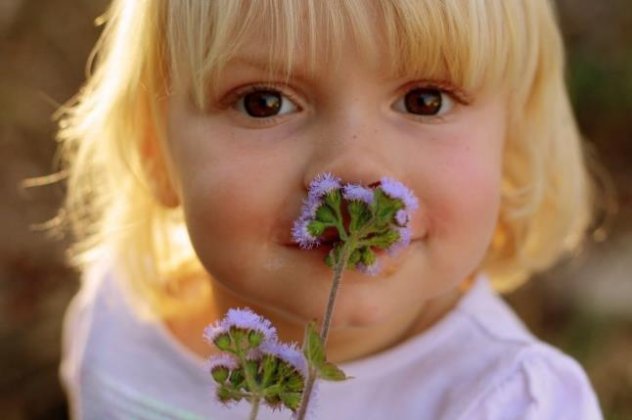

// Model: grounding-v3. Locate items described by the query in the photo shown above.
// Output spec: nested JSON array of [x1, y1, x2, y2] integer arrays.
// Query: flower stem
[[249, 396, 261, 420], [319, 242, 352, 344], [296, 242, 352, 420], [237, 346, 261, 420], [295, 366, 317, 420]]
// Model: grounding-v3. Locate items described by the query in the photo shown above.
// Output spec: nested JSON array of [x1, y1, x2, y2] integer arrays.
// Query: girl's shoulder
[[326, 276, 603, 419], [447, 277, 603, 419], [59, 260, 212, 419], [454, 342, 603, 420]]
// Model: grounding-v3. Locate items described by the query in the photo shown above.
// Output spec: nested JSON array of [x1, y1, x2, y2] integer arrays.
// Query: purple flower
[[395, 209, 409, 226], [379, 177, 419, 212], [387, 227, 412, 256], [342, 184, 374, 205], [206, 354, 239, 381], [203, 308, 277, 344], [308, 173, 341, 199], [301, 194, 324, 219], [292, 217, 321, 249], [207, 354, 239, 371], [260, 341, 308, 378], [357, 261, 381, 276]]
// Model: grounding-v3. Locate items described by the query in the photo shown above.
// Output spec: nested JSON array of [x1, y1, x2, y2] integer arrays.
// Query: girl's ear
[[141, 123, 181, 209]]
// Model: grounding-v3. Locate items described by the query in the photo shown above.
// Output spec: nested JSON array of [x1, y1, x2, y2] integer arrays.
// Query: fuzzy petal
[[379, 177, 419, 212], [292, 217, 321, 249], [342, 184, 374, 205], [308, 173, 342, 199], [204, 308, 277, 344]]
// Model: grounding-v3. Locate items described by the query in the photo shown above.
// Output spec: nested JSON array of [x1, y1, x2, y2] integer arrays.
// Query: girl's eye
[[393, 87, 455, 117], [236, 89, 298, 118]]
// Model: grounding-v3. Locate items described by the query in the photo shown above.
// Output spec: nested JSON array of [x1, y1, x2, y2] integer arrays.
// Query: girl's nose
[[302, 119, 400, 188]]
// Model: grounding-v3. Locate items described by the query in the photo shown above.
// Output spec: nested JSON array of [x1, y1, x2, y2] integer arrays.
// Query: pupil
[[404, 89, 442, 115], [244, 90, 282, 117]]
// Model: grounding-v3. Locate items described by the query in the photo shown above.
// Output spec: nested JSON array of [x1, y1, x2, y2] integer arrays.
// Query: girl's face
[[164, 32, 506, 337]]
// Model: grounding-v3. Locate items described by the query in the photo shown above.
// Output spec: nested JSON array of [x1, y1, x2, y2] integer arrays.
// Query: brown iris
[[243, 90, 282, 117], [404, 88, 443, 116]]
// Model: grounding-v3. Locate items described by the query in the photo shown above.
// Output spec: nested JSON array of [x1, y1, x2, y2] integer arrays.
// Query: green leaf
[[317, 362, 349, 382], [303, 321, 326, 367]]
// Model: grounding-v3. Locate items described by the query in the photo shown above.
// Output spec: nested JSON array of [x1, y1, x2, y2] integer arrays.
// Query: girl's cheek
[[424, 147, 502, 237]]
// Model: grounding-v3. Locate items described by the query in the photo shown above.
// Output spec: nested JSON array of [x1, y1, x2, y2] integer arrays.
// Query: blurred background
[[1, 0, 631, 419]]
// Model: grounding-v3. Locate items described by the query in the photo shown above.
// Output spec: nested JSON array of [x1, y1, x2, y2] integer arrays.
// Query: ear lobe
[[141, 133, 181, 209]]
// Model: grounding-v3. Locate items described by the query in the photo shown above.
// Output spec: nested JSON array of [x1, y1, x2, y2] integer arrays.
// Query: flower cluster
[[205, 175, 419, 420], [204, 308, 307, 414], [292, 173, 419, 275]]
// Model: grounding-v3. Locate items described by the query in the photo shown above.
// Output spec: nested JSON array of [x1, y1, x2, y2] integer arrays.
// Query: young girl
[[58, 0, 603, 418]]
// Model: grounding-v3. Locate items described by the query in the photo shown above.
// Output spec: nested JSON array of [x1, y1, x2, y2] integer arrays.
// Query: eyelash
[[219, 81, 470, 125], [395, 81, 471, 122], [221, 83, 303, 126]]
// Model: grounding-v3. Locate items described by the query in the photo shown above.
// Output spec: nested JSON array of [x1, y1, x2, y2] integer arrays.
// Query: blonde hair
[[56, 0, 593, 317]]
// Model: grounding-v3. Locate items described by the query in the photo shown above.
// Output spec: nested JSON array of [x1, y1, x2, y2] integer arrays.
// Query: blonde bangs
[[165, 0, 536, 109]]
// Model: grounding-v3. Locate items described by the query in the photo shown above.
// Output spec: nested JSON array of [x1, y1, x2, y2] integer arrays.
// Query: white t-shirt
[[60, 263, 603, 419]]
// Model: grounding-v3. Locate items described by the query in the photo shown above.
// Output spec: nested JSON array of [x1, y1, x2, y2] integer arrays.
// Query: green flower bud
[[229, 368, 245, 388], [244, 360, 259, 388], [307, 220, 326, 237], [284, 371, 305, 392], [361, 248, 377, 266], [315, 204, 337, 224], [261, 355, 279, 387], [214, 333, 232, 352], [216, 385, 235, 403], [264, 394, 282, 407], [348, 201, 371, 233], [325, 243, 344, 268], [248, 330, 264, 348], [369, 229, 400, 249], [372, 189, 401, 226], [280, 392, 303, 411], [348, 248, 362, 265], [211, 366, 230, 383], [324, 188, 342, 208]]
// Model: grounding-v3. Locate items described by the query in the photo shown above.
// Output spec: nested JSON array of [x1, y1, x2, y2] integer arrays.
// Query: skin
[[159, 34, 507, 363]]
